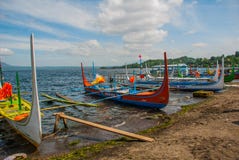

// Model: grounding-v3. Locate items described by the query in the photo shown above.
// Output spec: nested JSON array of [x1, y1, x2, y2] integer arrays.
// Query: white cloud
[[0, 0, 97, 31], [123, 30, 168, 44], [85, 40, 101, 48], [0, 34, 29, 49], [4, 18, 70, 38], [0, 0, 184, 57], [186, 29, 197, 35], [174, 0, 203, 35], [0, 48, 14, 56], [55, 40, 104, 56], [0, 34, 70, 51], [0, 34, 111, 59], [192, 42, 208, 47], [98, 0, 183, 50], [0, 34, 28, 42]]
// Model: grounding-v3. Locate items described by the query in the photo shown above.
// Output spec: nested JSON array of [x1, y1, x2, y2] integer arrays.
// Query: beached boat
[[171, 57, 224, 92], [126, 60, 219, 91], [235, 71, 239, 79], [224, 65, 235, 82], [81, 52, 169, 109], [0, 34, 42, 147], [168, 60, 220, 87]]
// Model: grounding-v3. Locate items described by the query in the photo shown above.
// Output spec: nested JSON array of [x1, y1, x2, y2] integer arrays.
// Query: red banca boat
[[81, 52, 169, 109]]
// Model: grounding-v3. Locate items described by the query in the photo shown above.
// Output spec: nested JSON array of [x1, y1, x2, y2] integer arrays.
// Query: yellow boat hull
[[0, 94, 31, 121]]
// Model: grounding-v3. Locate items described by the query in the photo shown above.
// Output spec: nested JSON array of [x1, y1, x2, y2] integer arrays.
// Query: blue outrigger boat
[[125, 59, 221, 92], [171, 57, 224, 92]]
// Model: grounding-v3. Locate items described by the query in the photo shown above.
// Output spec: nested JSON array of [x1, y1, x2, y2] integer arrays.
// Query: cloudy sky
[[0, 0, 238, 66]]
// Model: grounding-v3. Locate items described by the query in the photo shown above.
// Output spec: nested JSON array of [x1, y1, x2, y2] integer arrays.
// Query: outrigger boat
[[0, 34, 42, 147], [224, 65, 235, 82], [81, 52, 169, 109], [171, 57, 225, 92], [235, 71, 239, 80], [169, 60, 220, 87], [125, 60, 220, 91]]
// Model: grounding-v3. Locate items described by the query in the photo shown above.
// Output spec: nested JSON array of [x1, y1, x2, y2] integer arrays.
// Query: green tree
[[235, 51, 239, 57]]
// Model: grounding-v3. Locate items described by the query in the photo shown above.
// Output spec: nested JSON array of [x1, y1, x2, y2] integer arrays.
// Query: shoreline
[[32, 83, 239, 159]]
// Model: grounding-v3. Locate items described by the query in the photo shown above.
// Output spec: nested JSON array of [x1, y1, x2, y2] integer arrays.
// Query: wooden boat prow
[[1, 34, 42, 147]]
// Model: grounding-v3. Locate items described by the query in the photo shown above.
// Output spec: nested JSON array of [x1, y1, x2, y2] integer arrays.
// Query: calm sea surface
[[0, 67, 204, 158]]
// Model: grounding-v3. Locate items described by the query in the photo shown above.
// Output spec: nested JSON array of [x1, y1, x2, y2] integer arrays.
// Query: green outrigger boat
[[224, 66, 235, 82]]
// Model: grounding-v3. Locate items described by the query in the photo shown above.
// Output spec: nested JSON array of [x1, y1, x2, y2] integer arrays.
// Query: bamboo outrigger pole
[[55, 92, 75, 102], [16, 72, 22, 110], [53, 112, 154, 142]]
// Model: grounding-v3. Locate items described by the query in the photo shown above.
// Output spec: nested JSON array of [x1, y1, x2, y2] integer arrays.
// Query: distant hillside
[[108, 53, 239, 69], [0, 62, 30, 71], [1, 62, 12, 68]]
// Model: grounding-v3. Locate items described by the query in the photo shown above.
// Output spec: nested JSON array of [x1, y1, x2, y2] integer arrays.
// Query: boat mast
[[30, 33, 42, 142], [92, 61, 96, 79], [0, 59, 3, 87], [139, 54, 142, 78]]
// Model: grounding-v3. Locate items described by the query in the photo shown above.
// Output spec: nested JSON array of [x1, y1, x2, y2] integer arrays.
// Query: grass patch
[[48, 140, 123, 160], [139, 116, 174, 134], [68, 140, 81, 146], [178, 96, 215, 116]]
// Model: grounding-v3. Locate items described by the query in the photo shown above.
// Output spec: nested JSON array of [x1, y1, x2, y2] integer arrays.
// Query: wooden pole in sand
[[53, 112, 154, 142]]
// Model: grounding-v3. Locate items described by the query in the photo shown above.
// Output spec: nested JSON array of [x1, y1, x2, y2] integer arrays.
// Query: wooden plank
[[54, 112, 154, 142]]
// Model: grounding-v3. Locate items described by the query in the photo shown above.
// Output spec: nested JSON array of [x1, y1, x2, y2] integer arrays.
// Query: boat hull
[[84, 86, 168, 109], [235, 72, 239, 79], [6, 108, 41, 147], [171, 57, 224, 92]]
